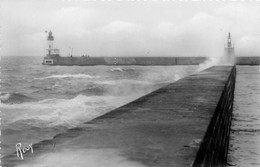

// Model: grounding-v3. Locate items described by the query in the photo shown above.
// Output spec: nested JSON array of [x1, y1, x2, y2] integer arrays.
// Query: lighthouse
[[43, 31, 60, 65], [224, 32, 235, 64], [47, 31, 54, 55], [46, 30, 59, 56]]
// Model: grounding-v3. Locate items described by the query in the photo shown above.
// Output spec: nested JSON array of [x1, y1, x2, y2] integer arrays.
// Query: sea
[[228, 66, 260, 167], [0, 56, 199, 160]]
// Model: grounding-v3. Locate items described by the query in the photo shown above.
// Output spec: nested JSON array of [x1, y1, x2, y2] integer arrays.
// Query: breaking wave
[[110, 67, 136, 72], [0, 93, 35, 104], [34, 74, 100, 80], [66, 86, 107, 96], [110, 67, 124, 72], [1, 94, 136, 128]]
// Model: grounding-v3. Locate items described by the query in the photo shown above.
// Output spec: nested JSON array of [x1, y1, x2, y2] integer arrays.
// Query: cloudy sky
[[1, 0, 260, 57]]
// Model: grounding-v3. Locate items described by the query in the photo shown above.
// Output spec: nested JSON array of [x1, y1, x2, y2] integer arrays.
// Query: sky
[[1, 0, 260, 57]]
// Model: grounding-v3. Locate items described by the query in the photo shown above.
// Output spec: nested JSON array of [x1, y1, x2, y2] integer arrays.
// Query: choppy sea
[[228, 66, 260, 167], [0, 56, 199, 159]]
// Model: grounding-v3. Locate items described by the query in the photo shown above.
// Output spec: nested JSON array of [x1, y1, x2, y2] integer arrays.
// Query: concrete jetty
[[2, 66, 236, 167], [43, 55, 207, 66], [43, 55, 260, 66]]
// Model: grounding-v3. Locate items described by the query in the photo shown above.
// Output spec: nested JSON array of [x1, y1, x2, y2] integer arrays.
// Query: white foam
[[197, 56, 221, 72], [34, 74, 100, 80], [1, 94, 137, 128], [0, 93, 10, 101], [110, 67, 124, 72], [99, 79, 151, 85], [174, 74, 181, 81]]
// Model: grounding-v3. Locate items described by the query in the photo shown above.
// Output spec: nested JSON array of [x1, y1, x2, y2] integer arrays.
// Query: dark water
[[0, 56, 199, 158], [228, 66, 260, 167]]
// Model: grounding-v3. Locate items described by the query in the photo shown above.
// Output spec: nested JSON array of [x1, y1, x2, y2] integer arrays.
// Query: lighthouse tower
[[46, 31, 59, 56], [43, 31, 60, 65], [47, 31, 54, 55], [224, 32, 235, 64]]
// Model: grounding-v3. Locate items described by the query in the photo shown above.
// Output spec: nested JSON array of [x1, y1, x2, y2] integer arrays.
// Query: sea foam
[[1, 94, 136, 128], [0, 93, 35, 104], [34, 74, 100, 80]]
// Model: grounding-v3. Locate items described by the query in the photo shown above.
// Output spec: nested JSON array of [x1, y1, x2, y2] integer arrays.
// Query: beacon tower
[[46, 30, 59, 56], [224, 32, 235, 64], [47, 31, 54, 55], [44, 31, 60, 65]]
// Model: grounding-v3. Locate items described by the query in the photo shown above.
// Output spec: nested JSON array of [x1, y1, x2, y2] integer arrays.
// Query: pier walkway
[[2, 66, 235, 167]]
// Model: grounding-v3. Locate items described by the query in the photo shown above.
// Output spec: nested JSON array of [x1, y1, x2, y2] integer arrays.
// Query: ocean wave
[[64, 79, 156, 97], [110, 67, 124, 72], [0, 92, 35, 104], [1, 94, 136, 128], [34, 74, 100, 80], [110, 67, 136, 72], [99, 79, 152, 85], [68, 87, 107, 96]]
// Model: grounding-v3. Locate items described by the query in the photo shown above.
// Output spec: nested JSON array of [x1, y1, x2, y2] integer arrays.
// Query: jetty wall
[[44, 55, 260, 65], [236, 57, 260, 65], [192, 66, 236, 167], [43, 55, 206, 65]]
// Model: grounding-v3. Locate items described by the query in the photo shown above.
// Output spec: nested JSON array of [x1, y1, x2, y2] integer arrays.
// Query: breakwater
[[2, 66, 236, 167], [43, 55, 206, 65], [43, 55, 260, 66], [236, 57, 260, 65]]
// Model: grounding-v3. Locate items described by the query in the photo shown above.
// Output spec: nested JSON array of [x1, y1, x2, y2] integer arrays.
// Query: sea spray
[[34, 74, 100, 80], [2, 95, 137, 128], [1, 56, 199, 157], [197, 56, 221, 72]]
